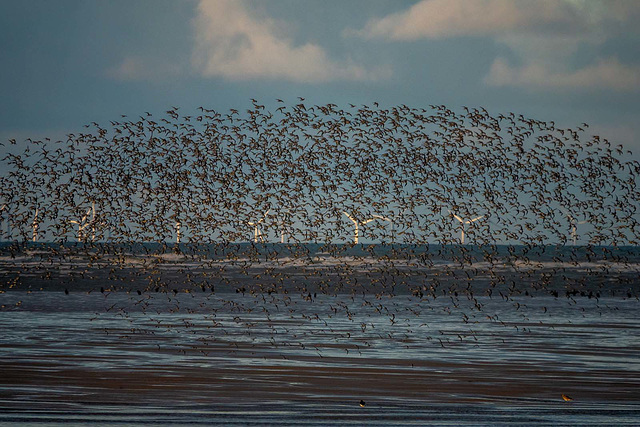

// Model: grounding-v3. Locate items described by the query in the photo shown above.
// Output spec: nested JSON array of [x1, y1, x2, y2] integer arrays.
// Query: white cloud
[[352, 0, 590, 40], [485, 57, 640, 91], [192, 0, 389, 82], [353, 0, 639, 40], [350, 0, 640, 91]]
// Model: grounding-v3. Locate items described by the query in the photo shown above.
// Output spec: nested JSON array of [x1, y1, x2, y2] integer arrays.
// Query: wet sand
[[1, 292, 640, 424], [2, 354, 640, 425], [2, 354, 639, 406]]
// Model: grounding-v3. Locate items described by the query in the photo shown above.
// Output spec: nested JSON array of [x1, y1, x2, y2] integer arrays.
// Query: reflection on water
[[1, 291, 639, 424]]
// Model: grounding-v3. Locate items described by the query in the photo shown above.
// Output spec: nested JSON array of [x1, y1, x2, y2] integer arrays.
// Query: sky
[[1, 0, 639, 244], [1, 0, 639, 158]]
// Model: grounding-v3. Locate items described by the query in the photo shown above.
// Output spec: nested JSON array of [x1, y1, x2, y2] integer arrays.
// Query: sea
[[1, 242, 639, 425]]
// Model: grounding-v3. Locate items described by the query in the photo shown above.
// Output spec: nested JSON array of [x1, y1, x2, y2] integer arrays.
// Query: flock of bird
[[0, 100, 639, 347]]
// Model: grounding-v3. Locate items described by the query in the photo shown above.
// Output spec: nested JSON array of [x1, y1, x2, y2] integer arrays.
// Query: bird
[[1, 98, 637, 368]]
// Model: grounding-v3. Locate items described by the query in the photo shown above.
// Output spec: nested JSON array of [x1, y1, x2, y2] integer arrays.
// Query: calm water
[[1, 288, 639, 425]]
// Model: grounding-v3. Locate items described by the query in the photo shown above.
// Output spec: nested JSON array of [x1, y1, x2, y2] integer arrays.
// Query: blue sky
[[1, 0, 639, 157]]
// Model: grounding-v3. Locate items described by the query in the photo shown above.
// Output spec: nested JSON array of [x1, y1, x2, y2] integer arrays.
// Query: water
[[1, 243, 639, 424], [1, 288, 639, 425]]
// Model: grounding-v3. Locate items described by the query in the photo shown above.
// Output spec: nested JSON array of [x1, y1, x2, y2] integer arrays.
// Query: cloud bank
[[352, 0, 640, 91], [192, 0, 388, 83], [486, 57, 640, 91], [353, 0, 588, 40]]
